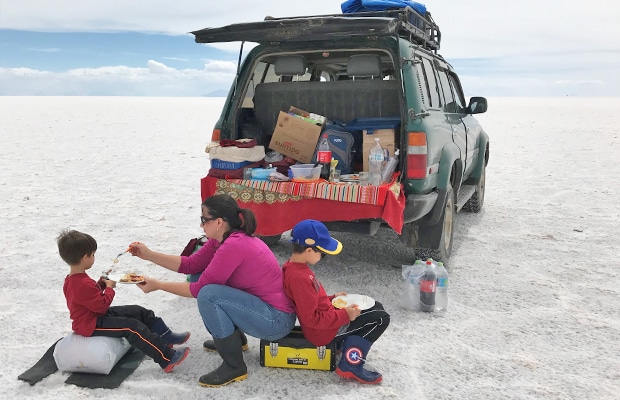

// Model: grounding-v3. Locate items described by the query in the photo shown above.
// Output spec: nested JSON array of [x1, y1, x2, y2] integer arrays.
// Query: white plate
[[105, 273, 145, 284], [340, 174, 360, 182], [332, 294, 375, 310]]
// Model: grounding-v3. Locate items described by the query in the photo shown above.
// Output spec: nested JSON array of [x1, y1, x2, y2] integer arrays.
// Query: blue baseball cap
[[290, 220, 343, 255]]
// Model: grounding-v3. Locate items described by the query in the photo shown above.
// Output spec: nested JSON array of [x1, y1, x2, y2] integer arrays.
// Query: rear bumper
[[403, 192, 438, 224]]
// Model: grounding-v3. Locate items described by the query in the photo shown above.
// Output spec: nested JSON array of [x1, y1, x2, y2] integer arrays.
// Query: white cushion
[[207, 144, 266, 162], [53, 333, 132, 374]]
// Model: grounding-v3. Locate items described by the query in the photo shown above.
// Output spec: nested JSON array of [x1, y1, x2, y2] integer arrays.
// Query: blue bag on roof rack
[[341, 0, 427, 15], [340, 1, 439, 51]]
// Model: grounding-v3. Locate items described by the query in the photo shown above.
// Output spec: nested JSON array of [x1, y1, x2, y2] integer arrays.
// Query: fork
[[112, 248, 131, 263]]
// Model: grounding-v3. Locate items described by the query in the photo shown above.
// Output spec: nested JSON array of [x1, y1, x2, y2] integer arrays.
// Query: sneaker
[[163, 347, 190, 373], [166, 331, 191, 348]]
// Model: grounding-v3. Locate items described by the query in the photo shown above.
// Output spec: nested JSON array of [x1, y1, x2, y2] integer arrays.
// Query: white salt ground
[[1, 96, 619, 399]]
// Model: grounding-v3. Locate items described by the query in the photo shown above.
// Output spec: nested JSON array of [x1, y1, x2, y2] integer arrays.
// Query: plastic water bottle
[[435, 261, 449, 311], [317, 134, 331, 180], [403, 260, 423, 311], [381, 148, 400, 184], [419, 259, 436, 312], [368, 137, 384, 186]]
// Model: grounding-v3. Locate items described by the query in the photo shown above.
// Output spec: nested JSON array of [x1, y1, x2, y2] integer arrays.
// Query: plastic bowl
[[290, 164, 321, 180], [250, 168, 276, 180]]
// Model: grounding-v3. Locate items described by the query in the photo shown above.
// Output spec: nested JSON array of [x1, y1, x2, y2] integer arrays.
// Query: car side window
[[448, 72, 467, 114], [414, 62, 430, 107], [421, 58, 441, 108], [437, 68, 457, 113]]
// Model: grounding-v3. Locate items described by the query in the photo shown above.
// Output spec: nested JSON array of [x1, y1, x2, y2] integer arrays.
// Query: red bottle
[[419, 259, 436, 312], [317, 134, 332, 179]]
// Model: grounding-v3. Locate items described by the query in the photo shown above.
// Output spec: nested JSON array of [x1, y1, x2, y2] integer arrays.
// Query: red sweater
[[282, 260, 349, 346], [63, 273, 115, 336]]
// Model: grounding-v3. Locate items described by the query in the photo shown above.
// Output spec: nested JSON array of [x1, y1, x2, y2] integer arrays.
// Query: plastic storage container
[[210, 159, 252, 170], [344, 117, 401, 134], [251, 168, 277, 181], [290, 164, 321, 180]]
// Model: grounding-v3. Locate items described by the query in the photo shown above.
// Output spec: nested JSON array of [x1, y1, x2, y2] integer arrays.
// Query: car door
[[435, 62, 468, 175], [448, 71, 481, 177]]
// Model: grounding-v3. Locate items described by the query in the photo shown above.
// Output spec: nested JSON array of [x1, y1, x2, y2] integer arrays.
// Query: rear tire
[[463, 162, 485, 213], [400, 186, 455, 266], [430, 185, 455, 262]]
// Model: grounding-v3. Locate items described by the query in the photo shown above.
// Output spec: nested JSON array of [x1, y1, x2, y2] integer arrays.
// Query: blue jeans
[[196, 284, 296, 340]]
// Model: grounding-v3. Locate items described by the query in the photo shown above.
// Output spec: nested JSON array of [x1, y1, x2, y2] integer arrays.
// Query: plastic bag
[[53, 334, 131, 374]]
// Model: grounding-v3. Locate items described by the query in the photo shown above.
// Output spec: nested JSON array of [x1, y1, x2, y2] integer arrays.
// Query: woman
[[129, 194, 296, 387]]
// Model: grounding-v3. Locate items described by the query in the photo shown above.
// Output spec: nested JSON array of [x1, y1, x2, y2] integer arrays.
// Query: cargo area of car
[[230, 50, 404, 172]]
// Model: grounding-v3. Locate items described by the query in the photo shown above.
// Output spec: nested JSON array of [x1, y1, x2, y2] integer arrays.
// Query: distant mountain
[[202, 90, 229, 97]]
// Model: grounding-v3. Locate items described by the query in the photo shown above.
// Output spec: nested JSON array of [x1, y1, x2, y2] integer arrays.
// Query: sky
[[1, 0, 619, 97]]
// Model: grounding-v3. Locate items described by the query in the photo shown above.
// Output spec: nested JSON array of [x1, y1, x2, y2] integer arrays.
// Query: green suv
[[193, 7, 489, 264]]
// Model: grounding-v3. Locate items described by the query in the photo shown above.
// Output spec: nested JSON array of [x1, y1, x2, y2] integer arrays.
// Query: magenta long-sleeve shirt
[[178, 232, 295, 314]]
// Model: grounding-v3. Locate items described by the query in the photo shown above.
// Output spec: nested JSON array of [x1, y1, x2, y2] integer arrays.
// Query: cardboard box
[[362, 128, 396, 171], [259, 329, 336, 371], [268, 108, 323, 163]]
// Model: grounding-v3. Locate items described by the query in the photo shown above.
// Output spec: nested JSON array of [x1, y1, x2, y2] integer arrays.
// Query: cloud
[[554, 80, 604, 87], [0, 60, 235, 96], [25, 47, 60, 53], [146, 60, 175, 74]]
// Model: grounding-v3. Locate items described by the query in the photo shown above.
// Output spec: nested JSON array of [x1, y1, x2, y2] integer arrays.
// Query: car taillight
[[407, 131, 427, 179], [211, 129, 221, 142]]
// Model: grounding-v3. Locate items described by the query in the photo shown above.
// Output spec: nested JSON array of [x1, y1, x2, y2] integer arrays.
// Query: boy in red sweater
[[57, 229, 190, 373], [282, 220, 390, 384]]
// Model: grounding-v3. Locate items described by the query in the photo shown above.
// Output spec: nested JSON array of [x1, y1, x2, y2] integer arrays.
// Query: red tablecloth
[[200, 176, 406, 236]]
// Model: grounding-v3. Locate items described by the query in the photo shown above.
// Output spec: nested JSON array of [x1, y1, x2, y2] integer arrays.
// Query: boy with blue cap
[[282, 219, 390, 384]]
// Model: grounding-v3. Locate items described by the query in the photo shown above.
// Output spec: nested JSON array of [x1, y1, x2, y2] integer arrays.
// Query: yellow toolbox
[[259, 328, 336, 371]]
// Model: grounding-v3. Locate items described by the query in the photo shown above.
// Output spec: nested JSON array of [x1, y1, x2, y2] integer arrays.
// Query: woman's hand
[[137, 276, 159, 293], [333, 291, 348, 297], [128, 242, 150, 260], [344, 304, 360, 321]]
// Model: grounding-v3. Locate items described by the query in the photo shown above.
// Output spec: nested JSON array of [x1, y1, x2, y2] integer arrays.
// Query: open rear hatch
[[192, 16, 399, 44], [191, 8, 440, 50]]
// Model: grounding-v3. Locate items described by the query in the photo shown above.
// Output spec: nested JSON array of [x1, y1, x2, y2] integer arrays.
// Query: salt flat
[[1, 96, 619, 399]]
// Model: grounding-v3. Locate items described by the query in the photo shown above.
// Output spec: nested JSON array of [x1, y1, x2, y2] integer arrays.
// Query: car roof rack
[[192, 7, 441, 52], [263, 6, 441, 51], [359, 7, 441, 51]]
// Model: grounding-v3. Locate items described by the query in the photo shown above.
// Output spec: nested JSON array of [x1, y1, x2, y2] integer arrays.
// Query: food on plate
[[333, 297, 347, 308], [119, 273, 145, 283], [340, 174, 360, 182]]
